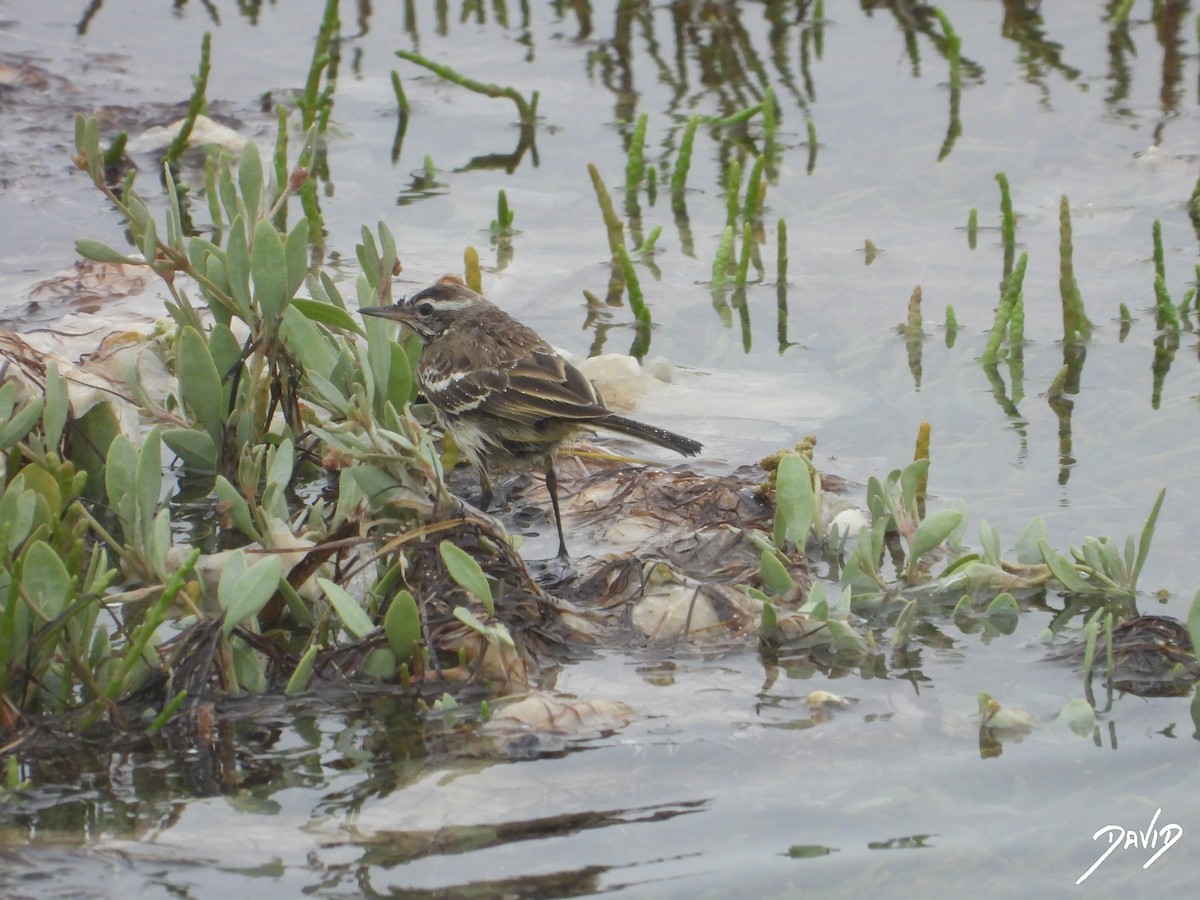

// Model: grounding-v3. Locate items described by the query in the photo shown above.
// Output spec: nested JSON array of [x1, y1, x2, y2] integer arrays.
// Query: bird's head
[[359, 274, 482, 341]]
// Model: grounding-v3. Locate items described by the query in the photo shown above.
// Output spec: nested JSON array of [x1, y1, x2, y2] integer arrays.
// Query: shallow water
[[2, 2, 1200, 896]]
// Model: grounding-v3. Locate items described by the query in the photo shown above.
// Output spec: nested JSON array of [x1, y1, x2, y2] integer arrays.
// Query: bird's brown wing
[[481, 346, 608, 425], [418, 341, 508, 417], [420, 331, 608, 424]]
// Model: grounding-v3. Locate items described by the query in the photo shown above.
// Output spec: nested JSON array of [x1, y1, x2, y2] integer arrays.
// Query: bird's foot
[[527, 554, 576, 589]]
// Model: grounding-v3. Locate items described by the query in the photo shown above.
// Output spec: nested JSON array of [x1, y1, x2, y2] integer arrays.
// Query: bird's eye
[[416, 301, 435, 317]]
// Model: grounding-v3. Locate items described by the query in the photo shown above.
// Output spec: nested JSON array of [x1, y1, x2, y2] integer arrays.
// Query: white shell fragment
[[126, 114, 248, 156], [484, 692, 635, 737]]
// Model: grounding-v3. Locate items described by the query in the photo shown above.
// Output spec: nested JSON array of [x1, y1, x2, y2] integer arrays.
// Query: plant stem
[[391, 69, 409, 114], [776, 217, 788, 285], [464, 246, 482, 293], [736, 222, 754, 288], [395, 49, 538, 127], [625, 112, 648, 197], [301, 0, 341, 131], [671, 116, 700, 199], [981, 251, 1027, 364], [743, 154, 765, 222], [712, 225, 735, 291], [166, 32, 212, 164], [616, 244, 650, 324], [706, 103, 763, 129], [996, 172, 1016, 247], [1059, 195, 1092, 342], [587, 163, 626, 257], [725, 159, 742, 230]]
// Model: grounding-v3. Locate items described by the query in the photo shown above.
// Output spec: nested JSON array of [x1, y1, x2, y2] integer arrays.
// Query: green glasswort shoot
[[707, 102, 764, 129], [776, 217, 788, 285], [967, 207, 978, 249], [913, 421, 931, 498], [102, 130, 128, 172], [1150, 326, 1176, 410], [1150, 221, 1180, 334], [635, 224, 662, 256], [271, 108, 291, 230], [712, 225, 735, 291], [1112, 0, 1137, 24], [996, 172, 1016, 247], [743, 154, 766, 222], [300, 0, 341, 132], [981, 251, 1028, 364], [288, 126, 322, 240], [905, 286, 925, 387], [905, 285, 924, 337], [805, 117, 818, 173], [762, 85, 778, 143], [587, 163, 648, 321], [1045, 364, 1069, 401], [145, 690, 189, 735], [934, 8, 961, 90], [1008, 279, 1026, 407], [671, 115, 701, 200], [625, 112, 649, 196], [587, 162, 625, 258], [490, 189, 515, 235], [776, 219, 791, 352], [464, 245, 482, 293], [1151, 217, 1166, 284], [395, 49, 538, 128], [166, 32, 212, 165], [1155, 274, 1181, 334], [391, 69, 409, 114], [1009, 281, 1025, 349], [736, 222, 754, 289], [616, 244, 650, 325], [390, 70, 409, 161], [1059, 195, 1092, 342], [724, 158, 742, 230]]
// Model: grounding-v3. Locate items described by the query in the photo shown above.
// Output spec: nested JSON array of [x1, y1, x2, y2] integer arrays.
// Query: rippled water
[[2, 2, 1199, 896]]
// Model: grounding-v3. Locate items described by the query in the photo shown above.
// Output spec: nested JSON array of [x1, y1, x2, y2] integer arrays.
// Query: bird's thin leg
[[545, 461, 570, 560]]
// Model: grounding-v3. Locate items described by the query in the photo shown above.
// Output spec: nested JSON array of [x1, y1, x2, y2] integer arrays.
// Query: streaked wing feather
[[419, 341, 508, 415], [484, 348, 608, 424], [435, 369, 507, 415]]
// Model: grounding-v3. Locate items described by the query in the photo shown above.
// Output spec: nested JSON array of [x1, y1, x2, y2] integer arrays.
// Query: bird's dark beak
[[359, 304, 405, 321]]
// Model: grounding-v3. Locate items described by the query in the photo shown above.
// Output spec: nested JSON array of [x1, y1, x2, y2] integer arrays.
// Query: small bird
[[360, 275, 702, 559]]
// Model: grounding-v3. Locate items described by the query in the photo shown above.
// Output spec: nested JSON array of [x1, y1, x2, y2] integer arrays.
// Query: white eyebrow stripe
[[412, 297, 473, 312]]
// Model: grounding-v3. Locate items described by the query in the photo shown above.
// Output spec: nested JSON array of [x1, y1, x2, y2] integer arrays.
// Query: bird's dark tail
[[598, 414, 703, 457]]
